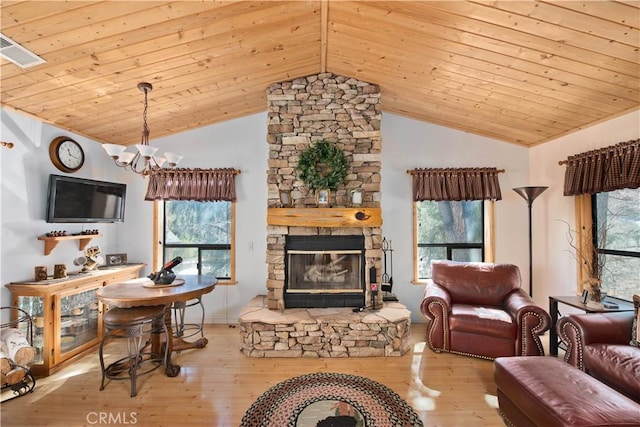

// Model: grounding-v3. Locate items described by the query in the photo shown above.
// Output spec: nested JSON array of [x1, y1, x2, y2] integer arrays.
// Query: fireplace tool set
[[381, 238, 398, 302]]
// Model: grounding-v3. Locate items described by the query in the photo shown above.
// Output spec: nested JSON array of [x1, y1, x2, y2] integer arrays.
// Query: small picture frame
[[316, 189, 329, 206], [106, 253, 127, 266], [580, 289, 589, 304], [279, 190, 291, 207]]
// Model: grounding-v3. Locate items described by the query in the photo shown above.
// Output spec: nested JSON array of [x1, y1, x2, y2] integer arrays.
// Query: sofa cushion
[[431, 261, 520, 306], [584, 344, 640, 402], [450, 304, 516, 339]]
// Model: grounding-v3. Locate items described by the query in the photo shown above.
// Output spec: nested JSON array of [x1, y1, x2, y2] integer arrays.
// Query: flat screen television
[[46, 174, 126, 223]]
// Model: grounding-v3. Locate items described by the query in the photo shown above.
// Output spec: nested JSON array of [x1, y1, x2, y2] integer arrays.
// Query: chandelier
[[102, 82, 182, 176]]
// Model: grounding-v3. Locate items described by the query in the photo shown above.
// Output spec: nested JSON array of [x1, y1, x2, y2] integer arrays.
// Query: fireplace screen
[[287, 250, 363, 293]]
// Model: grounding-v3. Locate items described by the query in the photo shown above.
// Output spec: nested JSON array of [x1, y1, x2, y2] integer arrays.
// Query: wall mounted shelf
[[37, 234, 103, 255]]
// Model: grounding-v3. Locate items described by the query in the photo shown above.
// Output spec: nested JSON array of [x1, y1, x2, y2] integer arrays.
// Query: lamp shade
[[117, 151, 136, 165], [136, 144, 159, 158], [513, 186, 548, 205], [164, 152, 183, 166], [102, 143, 127, 157]]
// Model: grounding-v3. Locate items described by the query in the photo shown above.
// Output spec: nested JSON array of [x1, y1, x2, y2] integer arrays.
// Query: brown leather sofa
[[420, 260, 550, 360], [557, 311, 640, 403]]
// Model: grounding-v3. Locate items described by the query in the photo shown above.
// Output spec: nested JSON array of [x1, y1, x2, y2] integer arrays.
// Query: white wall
[[3, 106, 637, 324], [381, 114, 530, 319], [1, 108, 133, 307], [529, 110, 640, 310]]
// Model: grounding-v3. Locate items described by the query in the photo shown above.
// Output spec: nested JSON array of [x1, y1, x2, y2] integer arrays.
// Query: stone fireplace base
[[239, 296, 411, 357]]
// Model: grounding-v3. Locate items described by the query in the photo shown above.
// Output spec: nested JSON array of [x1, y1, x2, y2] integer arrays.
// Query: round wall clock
[[49, 136, 85, 173]]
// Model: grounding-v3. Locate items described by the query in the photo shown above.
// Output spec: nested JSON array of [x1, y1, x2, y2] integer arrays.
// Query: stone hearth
[[239, 296, 411, 357]]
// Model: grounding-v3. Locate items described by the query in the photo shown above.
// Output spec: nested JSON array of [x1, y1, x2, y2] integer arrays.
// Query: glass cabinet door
[[59, 288, 99, 356], [16, 295, 45, 365]]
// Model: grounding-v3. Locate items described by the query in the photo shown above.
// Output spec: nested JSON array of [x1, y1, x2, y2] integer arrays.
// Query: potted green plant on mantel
[[296, 140, 349, 206]]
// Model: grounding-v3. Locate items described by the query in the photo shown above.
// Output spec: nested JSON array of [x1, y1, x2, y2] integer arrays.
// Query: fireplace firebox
[[285, 235, 365, 308]]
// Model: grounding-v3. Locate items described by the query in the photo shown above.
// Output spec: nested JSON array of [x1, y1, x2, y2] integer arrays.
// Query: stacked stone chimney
[[265, 72, 383, 310]]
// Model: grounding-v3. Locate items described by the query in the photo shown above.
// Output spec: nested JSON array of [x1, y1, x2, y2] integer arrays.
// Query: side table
[[548, 295, 634, 356]]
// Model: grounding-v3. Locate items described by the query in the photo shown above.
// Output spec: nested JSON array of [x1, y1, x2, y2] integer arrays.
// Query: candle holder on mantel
[[351, 189, 363, 206]]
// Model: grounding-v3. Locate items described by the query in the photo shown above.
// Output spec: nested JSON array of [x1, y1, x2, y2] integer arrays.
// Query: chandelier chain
[[142, 86, 149, 142]]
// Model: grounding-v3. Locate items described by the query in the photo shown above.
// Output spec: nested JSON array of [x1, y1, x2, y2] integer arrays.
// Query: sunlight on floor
[[484, 393, 499, 409], [20, 358, 96, 403], [408, 341, 440, 411]]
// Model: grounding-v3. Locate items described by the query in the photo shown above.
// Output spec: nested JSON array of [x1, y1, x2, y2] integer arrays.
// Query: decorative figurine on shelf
[[75, 246, 103, 272], [148, 256, 183, 285], [34, 266, 48, 281], [53, 263, 68, 279]]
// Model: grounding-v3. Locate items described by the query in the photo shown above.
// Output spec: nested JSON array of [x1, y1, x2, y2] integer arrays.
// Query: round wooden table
[[96, 274, 216, 377]]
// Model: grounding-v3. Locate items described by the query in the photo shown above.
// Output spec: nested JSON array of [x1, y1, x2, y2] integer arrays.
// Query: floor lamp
[[513, 186, 548, 297]]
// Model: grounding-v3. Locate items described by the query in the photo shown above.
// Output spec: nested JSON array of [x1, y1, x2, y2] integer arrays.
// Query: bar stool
[[99, 305, 169, 397], [172, 297, 205, 341]]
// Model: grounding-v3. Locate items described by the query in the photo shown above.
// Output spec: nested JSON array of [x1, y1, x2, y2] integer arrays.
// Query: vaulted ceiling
[[1, 1, 638, 148]]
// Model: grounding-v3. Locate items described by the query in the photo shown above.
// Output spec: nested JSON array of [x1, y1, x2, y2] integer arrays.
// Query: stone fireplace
[[238, 73, 410, 358], [265, 72, 383, 310]]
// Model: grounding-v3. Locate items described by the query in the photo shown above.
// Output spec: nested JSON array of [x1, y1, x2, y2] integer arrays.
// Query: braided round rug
[[240, 372, 423, 427]]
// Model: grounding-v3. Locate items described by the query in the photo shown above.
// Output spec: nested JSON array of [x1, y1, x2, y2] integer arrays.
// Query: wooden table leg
[[173, 336, 209, 352], [157, 303, 210, 376]]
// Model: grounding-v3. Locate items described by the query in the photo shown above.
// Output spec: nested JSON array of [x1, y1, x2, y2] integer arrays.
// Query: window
[[592, 188, 639, 302], [415, 200, 485, 281], [163, 200, 235, 282]]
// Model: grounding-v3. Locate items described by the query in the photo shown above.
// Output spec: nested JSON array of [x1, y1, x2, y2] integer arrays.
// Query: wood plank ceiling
[[1, 1, 638, 148]]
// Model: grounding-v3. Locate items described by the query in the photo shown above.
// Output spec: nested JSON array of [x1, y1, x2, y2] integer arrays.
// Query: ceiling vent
[[0, 33, 45, 68]]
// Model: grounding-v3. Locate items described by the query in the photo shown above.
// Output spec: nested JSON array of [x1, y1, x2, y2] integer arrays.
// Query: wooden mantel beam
[[267, 208, 382, 228]]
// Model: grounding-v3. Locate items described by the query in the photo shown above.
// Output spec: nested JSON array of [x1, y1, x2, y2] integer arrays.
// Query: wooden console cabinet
[[5, 264, 145, 377]]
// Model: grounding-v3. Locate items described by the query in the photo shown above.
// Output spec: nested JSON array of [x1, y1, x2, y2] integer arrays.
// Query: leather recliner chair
[[420, 260, 550, 360]]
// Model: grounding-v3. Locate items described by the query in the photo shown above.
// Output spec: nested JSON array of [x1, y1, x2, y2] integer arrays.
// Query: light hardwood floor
[[1, 324, 512, 427]]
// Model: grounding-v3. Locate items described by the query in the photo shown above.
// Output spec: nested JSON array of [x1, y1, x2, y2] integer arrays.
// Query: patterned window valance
[[144, 168, 240, 201], [408, 167, 503, 201], [561, 139, 640, 196]]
